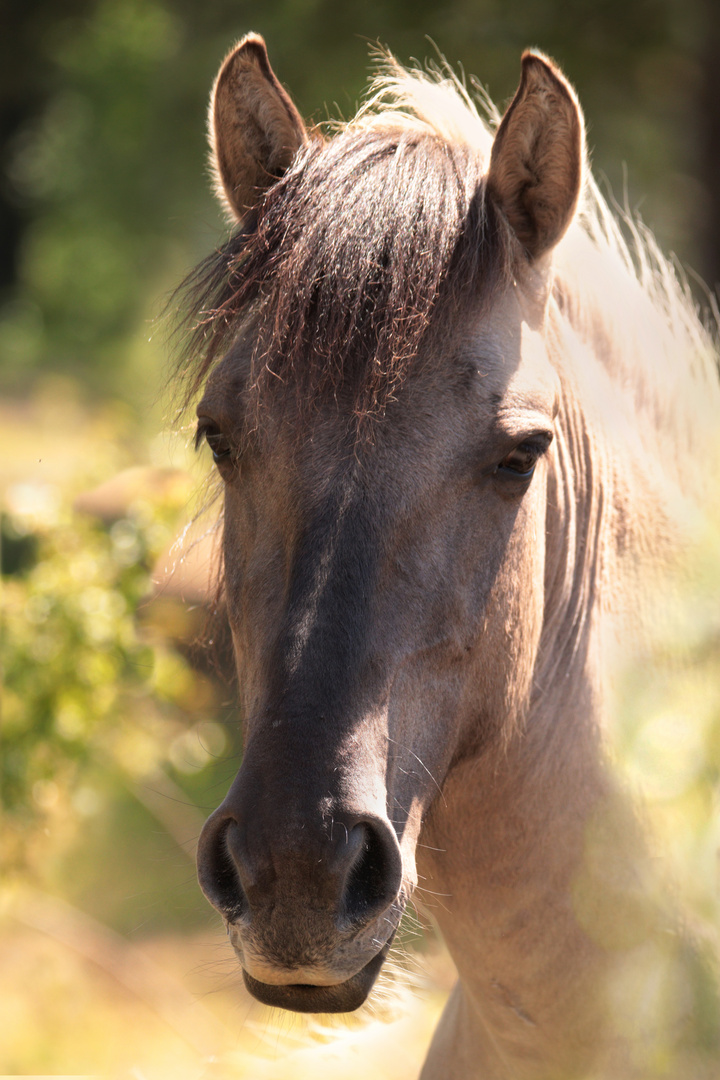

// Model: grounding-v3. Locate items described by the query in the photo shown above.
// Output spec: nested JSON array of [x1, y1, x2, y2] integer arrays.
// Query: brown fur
[[186, 39, 720, 1079]]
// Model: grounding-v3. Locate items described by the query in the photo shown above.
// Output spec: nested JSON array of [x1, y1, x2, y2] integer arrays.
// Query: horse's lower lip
[[242, 943, 390, 1013]]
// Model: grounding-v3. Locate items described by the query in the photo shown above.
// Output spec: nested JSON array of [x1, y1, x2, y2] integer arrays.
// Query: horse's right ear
[[209, 34, 308, 222]]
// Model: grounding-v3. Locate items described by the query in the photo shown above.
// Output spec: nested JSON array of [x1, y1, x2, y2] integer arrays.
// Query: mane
[[177, 54, 720, 489]]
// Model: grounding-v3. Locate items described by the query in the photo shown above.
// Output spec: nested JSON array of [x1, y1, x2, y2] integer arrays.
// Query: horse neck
[[416, 627, 638, 1078]]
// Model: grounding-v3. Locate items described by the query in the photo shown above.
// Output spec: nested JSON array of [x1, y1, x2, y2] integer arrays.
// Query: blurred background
[[1, 1, 719, 1077]]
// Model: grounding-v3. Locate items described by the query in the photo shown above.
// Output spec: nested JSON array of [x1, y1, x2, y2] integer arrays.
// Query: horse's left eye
[[496, 437, 550, 480]]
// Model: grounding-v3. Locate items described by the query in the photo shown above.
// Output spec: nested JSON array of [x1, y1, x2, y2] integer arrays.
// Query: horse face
[[195, 282, 559, 1011]]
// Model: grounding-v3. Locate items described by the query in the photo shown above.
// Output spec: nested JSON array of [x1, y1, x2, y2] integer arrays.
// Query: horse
[[181, 34, 720, 1079]]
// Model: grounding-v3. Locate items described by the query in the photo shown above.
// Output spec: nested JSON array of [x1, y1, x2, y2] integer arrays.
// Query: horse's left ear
[[487, 52, 584, 261], [210, 33, 308, 222]]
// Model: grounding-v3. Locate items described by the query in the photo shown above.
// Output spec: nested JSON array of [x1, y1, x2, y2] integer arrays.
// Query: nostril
[[342, 821, 402, 926], [197, 813, 249, 921]]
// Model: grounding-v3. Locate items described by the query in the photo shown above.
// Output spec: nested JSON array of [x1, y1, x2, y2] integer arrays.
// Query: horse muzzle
[[196, 798, 406, 1012]]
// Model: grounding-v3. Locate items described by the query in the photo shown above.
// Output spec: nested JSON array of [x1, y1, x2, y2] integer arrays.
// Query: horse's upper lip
[[241, 940, 392, 1013]]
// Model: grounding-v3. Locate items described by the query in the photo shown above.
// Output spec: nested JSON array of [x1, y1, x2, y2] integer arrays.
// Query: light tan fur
[[194, 39, 720, 1079]]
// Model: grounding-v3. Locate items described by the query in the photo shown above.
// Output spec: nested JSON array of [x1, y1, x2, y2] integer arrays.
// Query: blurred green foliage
[[2, 505, 154, 812], [0, 474, 230, 895]]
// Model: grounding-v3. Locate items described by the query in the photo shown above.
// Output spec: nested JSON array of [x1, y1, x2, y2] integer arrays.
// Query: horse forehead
[[200, 285, 557, 467], [455, 289, 559, 417], [498, 320, 559, 417]]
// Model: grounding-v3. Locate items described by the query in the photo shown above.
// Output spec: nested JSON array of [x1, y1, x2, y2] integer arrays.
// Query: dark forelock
[[177, 122, 512, 420]]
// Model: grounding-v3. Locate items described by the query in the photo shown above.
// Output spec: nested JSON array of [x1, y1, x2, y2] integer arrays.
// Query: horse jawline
[[241, 944, 390, 1014]]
